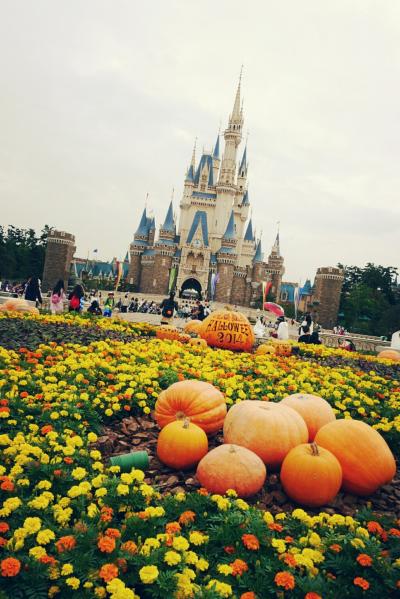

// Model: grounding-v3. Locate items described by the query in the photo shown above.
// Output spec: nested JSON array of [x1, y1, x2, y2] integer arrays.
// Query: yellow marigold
[[139, 565, 159, 584], [36, 529, 55, 545], [23, 517, 42, 534], [206, 580, 233, 597], [164, 550, 181, 566], [217, 564, 234, 576], [29, 546, 47, 560], [66, 577, 80, 590], [172, 536, 190, 551], [196, 558, 209, 571], [189, 531, 209, 546], [61, 564, 74, 576]]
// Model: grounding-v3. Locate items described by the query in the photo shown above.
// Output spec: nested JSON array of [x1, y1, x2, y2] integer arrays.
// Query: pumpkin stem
[[229, 445, 236, 453], [182, 418, 191, 429], [310, 442, 319, 456], [176, 411, 186, 420]]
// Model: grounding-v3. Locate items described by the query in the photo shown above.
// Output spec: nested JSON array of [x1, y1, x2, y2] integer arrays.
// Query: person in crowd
[[309, 325, 322, 345], [160, 291, 179, 324], [277, 316, 289, 340], [120, 293, 129, 313], [339, 338, 356, 351], [68, 284, 85, 313], [87, 300, 102, 315], [103, 292, 115, 317], [298, 313, 313, 343], [192, 300, 205, 321], [50, 279, 65, 315], [24, 276, 43, 307]]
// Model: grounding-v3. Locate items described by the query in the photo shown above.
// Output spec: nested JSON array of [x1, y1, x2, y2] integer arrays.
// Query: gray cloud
[[1, 0, 399, 283]]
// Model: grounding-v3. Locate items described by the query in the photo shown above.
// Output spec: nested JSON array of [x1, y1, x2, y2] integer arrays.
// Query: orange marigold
[[0, 523, 9, 534], [100, 506, 114, 523], [354, 577, 370, 591], [389, 528, 400, 537], [99, 563, 119, 582], [305, 594, 322, 599], [197, 487, 209, 496], [1, 557, 21, 577], [356, 554, 373, 567], [367, 521, 383, 535], [282, 553, 297, 567], [240, 593, 256, 599], [55, 535, 76, 553], [242, 534, 260, 551], [268, 523, 283, 532], [97, 536, 116, 553], [121, 541, 137, 555], [165, 522, 181, 534], [0, 480, 14, 492], [179, 511, 196, 525], [0, 538, 7, 548], [230, 559, 249, 577], [329, 544, 342, 553], [274, 571, 295, 591], [41, 425, 53, 435], [39, 555, 57, 565], [105, 528, 121, 539]]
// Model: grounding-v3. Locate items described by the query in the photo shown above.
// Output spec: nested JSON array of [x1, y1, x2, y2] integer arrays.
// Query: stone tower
[[313, 267, 344, 329], [42, 230, 76, 292], [267, 232, 285, 301]]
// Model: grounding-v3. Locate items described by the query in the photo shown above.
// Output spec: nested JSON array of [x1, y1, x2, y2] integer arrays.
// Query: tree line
[[0, 225, 52, 282]]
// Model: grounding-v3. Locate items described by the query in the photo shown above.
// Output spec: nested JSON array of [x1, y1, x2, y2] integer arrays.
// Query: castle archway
[[180, 277, 202, 300]]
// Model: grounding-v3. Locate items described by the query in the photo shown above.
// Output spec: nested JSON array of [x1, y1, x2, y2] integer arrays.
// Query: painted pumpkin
[[157, 418, 208, 470], [188, 337, 208, 348], [196, 444, 266, 498], [178, 333, 191, 344], [155, 379, 227, 434], [274, 342, 292, 357], [280, 442, 342, 507], [255, 344, 275, 355], [378, 349, 400, 362], [200, 308, 255, 352], [156, 325, 181, 341], [315, 419, 396, 496], [281, 393, 336, 441], [223, 400, 308, 469], [184, 320, 204, 335]]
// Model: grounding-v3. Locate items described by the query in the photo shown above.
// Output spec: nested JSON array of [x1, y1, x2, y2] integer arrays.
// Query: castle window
[[153, 279, 156, 287]]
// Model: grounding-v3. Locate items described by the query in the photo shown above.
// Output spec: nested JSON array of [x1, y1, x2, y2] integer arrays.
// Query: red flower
[[242, 534, 260, 551], [367, 521, 383, 535], [224, 546, 235, 555], [354, 577, 370, 591], [356, 554, 372, 567], [274, 571, 295, 591], [0, 480, 14, 492], [305, 594, 322, 599], [0, 523, 9, 534], [240, 593, 256, 599], [1, 558, 21, 577], [389, 528, 400, 537], [41, 425, 53, 435], [329, 544, 342, 552]]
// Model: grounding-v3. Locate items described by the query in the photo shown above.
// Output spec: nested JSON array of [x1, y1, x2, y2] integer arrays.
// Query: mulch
[[97, 415, 400, 519]]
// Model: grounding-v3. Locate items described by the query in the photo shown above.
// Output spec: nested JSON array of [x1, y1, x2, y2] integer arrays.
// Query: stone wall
[[42, 231, 76, 292], [127, 253, 142, 289], [139, 261, 156, 294], [153, 254, 173, 295], [230, 271, 247, 305], [215, 262, 235, 303]]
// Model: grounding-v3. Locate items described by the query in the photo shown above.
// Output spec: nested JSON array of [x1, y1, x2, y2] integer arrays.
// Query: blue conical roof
[[186, 164, 194, 181], [253, 239, 264, 262], [222, 210, 236, 240], [244, 219, 253, 241], [213, 134, 220, 158], [162, 201, 175, 232], [135, 208, 149, 236], [242, 189, 249, 205], [240, 146, 247, 171]]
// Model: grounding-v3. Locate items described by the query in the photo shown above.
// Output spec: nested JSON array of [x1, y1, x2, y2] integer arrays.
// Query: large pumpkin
[[378, 349, 400, 362], [0, 298, 38, 314], [280, 442, 342, 507], [188, 337, 208, 348], [315, 419, 396, 496], [200, 308, 255, 352], [156, 325, 181, 341], [157, 419, 208, 470], [223, 400, 308, 469], [280, 393, 336, 441], [184, 320, 204, 335], [196, 444, 266, 498], [255, 344, 275, 355], [155, 380, 227, 434]]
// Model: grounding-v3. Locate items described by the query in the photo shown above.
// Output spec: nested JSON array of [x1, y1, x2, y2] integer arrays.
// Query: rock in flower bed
[[0, 312, 400, 598]]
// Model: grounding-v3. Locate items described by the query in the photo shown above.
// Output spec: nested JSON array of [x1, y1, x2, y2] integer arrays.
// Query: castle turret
[[127, 208, 150, 289], [42, 230, 76, 292], [151, 201, 177, 294], [215, 211, 237, 303], [313, 267, 344, 329], [218, 74, 243, 188], [266, 232, 285, 301]]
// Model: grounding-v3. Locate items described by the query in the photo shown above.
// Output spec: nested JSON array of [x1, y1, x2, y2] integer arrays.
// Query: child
[[68, 285, 85, 313], [103, 292, 115, 317], [50, 279, 65, 314]]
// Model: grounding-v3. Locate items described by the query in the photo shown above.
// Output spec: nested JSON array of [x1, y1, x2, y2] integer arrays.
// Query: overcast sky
[[1, 0, 400, 283]]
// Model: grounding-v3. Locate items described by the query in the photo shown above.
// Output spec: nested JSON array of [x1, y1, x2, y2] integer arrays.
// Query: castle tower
[[217, 75, 243, 188], [152, 201, 177, 295], [266, 232, 285, 301], [128, 208, 150, 290], [313, 267, 344, 329], [215, 211, 237, 303], [42, 230, 76, 292]]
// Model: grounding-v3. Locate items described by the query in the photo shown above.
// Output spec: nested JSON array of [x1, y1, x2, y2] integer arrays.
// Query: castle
[[127, 77, 285, 306]]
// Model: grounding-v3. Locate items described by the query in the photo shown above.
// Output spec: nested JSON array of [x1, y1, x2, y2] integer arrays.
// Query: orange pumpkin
[[156, 325, 180, 341], [155, 380, 227, 434], [188, 338, 208, 348], [0, 298, 38, 313], [281, 393, 336, 441], [184, 320, 204, 335], [255, 344, 275, 355], [157, 418, 208, 470], [315, 419, 396, 496], [178, 333, 191, 344], [196, 444, 266, 498], [223, 401, 308, 469], [274, 342, 292, 357], [280, 442, 342, 507], [378, 349, 400, 362], [200, 308, 255, 352]]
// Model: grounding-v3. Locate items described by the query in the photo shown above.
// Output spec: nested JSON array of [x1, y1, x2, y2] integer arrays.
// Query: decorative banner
[[211, 272, 219, 299], [262, 281, 272, 304], [168, 267, 177, 293], [294, 283, 302, 320], [114, 261, 123, 290]]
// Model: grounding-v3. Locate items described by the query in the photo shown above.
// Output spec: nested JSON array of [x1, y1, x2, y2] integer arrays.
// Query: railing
[[319, 333, 390, 353]]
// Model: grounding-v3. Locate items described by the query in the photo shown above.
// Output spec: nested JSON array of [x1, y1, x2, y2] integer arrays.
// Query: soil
[[97, 414, 400, 519]]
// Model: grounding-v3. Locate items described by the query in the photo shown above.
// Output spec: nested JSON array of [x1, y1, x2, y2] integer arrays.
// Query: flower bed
[[0, 313, 399, 598]]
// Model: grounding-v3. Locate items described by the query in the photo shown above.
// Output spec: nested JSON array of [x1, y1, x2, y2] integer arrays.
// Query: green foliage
[[338, 263, 399, 336], [0, 225, 53, 282]]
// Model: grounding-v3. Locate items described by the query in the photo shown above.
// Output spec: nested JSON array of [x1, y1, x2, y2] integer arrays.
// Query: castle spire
[[271, 223, 280, 256], [231, 65, 243, 121], [186, 138, 197, 181], [162, 200, 175, 232], [244, 218, 253, 241], [213, 133, 220, 158], [253, 238, 264, 263], [222, 210, 236, 240], [135, 207, 148, 237]]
